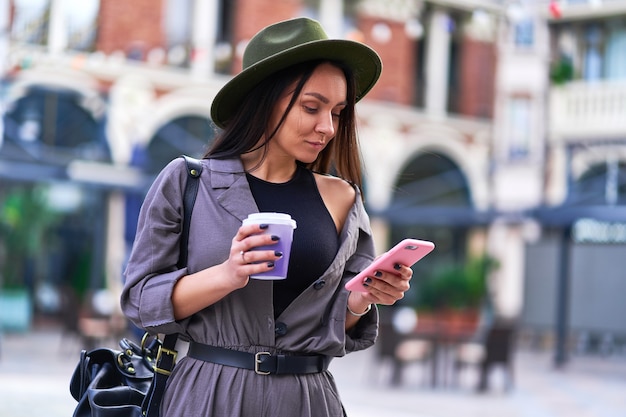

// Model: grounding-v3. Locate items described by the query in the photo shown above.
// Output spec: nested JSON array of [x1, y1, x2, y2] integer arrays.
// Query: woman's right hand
[[171, 223, 282, 319], [224, 222, 284, 288]]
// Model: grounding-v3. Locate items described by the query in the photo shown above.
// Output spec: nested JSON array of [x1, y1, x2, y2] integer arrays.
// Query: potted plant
[[550, 54, 574, 85], [414, 255, 498, 332]]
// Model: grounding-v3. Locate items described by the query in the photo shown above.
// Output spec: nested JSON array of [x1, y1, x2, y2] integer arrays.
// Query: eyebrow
[[304, 92, 347, 106]]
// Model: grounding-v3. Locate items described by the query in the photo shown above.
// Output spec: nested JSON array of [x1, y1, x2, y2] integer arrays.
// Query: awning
[[0, 159, 151, 192], [532, 205, 626, 226], [372, 205, 496, 226]]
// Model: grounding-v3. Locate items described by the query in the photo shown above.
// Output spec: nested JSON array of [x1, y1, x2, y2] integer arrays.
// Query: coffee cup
[[242, 212, 297, 280]]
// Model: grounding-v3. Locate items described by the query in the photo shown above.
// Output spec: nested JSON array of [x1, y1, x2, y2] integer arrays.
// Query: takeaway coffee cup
[[242, 212, 297, 280]]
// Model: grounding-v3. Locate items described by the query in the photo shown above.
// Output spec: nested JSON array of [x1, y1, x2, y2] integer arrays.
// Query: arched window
[[383, 152, 476, 307], [1, 86, 109, 164], [392, 153, 471, 208], [144, 115, 214, 175], [571, 162, 626, 205]]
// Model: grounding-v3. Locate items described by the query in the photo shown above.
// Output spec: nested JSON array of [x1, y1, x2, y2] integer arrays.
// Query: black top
[[247, 165, 339, 318]]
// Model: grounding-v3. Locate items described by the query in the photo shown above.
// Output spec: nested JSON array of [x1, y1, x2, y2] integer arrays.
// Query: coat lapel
[[207, 158, 259, 222]]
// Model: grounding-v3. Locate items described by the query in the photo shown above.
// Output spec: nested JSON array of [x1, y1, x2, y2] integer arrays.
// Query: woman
[[121, 17, 412, 416]]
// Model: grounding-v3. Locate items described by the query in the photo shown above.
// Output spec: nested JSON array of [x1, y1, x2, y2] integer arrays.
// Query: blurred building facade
[[0, 0, 625, 360]]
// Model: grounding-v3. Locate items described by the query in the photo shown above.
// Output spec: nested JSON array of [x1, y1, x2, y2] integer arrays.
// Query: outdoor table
[[412, 312, 478, 388]]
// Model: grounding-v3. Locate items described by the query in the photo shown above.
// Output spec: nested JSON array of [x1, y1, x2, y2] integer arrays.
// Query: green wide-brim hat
[[210, 17, 382, 128]]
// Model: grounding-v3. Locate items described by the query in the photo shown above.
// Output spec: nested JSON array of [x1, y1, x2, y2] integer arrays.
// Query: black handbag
[[69, 155, 202, 417], [69, 336, 161, 417]]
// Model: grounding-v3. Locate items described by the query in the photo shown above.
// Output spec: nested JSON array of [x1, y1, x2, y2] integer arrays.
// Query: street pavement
[[1, 325, 625, 417]]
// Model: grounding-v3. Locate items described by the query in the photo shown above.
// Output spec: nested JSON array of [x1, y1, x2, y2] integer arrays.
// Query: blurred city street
[[1, 324, 625, 417], [1, 2, 626, 417]]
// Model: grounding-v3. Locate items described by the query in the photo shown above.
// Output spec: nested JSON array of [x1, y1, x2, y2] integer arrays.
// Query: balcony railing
[[549, 80, 626, 142]]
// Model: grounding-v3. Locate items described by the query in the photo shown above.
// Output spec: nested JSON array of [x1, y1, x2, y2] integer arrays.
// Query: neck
[[241, 152, 298, 183]]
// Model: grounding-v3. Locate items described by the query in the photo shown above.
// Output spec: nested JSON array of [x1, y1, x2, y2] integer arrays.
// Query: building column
[[425, 8, 450, 117], [190, 0, 219, 78], [487, 221, 525, 320]]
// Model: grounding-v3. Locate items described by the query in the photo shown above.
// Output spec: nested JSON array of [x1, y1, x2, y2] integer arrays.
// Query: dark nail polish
[[267, 262, 275, 268], [394, 263, 401, 270], [275, 251, 283, 257], [271, 235, 280, 241], [374, 271, 383, 278], [259, 224, 269, 229], [364, 277, 373, 285]]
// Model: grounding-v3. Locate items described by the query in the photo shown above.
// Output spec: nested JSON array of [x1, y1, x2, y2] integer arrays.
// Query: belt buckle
[[154, 346, 178, 376], [254, 351, 271, 375]]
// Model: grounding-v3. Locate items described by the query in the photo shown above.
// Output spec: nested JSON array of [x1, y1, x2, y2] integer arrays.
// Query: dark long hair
[[205, 60, 363, 189]]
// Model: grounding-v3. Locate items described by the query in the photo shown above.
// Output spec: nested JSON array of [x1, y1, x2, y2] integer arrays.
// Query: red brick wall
[[96, 0, 166, 57], [357, 16, 416, 105], [457, 37, 496, 119], [230, 0, 302, 73]]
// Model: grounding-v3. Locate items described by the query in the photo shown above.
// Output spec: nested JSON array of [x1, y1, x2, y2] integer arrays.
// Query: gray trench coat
[[121, 157, 379, 416]]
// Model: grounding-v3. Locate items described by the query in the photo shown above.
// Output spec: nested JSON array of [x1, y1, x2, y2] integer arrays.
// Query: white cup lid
[[243, 212, 297, 229]]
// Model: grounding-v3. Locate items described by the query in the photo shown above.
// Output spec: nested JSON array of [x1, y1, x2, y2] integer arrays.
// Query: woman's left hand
[[347, 265, 412, 315]]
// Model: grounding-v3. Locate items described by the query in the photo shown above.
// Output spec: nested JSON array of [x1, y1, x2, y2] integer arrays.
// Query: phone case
[[344, 238, 435, 293]]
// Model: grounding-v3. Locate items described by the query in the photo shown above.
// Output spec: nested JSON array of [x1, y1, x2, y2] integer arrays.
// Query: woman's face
[[267, 62, 348, 164]]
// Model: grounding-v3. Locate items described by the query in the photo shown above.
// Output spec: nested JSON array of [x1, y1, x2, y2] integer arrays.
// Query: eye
[[303, 105, 318, 114], [332, 107, 345, 119]]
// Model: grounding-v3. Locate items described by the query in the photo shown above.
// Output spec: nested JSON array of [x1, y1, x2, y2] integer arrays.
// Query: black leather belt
[[188, 342, 332, 375]]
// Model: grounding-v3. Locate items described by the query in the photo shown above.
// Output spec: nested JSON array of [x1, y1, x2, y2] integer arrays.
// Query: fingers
[[229, 223, 282, 280], [239, 248, 283, 266], [235, 225, 282, 264], [234, 222, 270, 243], [362, 264, 412, 305]]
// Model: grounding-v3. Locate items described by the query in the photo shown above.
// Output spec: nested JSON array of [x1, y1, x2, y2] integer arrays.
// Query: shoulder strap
[[144, 155, 203, 417], [177, 155, 203, 269]]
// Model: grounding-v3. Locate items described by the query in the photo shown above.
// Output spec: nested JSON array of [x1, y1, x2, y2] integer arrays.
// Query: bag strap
[[143, 155, 203, 417], [177, 154, 203, 269]]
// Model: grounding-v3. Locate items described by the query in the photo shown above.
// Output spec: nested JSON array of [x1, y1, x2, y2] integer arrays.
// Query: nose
[[315, 111, 335, 138]]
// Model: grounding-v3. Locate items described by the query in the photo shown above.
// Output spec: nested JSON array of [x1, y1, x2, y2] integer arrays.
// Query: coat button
[[313, 279, 326, 290], [275, 322, 288, 336]]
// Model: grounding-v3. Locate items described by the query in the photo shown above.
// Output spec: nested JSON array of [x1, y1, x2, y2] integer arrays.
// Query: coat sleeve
[[338, 193, 379, 354], [341, 231, 379, 353], [120, 158, 190, 336]]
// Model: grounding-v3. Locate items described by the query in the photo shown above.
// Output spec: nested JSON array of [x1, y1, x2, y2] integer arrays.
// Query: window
[[505, 96, 532, 161], [164, 0, 193, 67], [514, 19, 534, 48], [572, 161, 626, 205], [11, 0, 49, 45], [583, 25, 604, 81], [62, 0, 100, 52], [605, 21, 626, 80], [2, 87, 108, 163], [10, 0, 99, 51], [65, 0, 99, 52]]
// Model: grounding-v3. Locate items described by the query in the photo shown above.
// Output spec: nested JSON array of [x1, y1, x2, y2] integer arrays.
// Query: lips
[[306, 141, 326, 149]]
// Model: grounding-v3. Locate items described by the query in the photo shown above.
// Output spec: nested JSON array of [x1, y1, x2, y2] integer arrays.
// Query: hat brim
[[210, 39, 382, 128]]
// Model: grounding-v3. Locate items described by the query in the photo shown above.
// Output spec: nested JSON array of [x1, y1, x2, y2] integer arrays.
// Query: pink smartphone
[[344, 238, 435, 293]]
